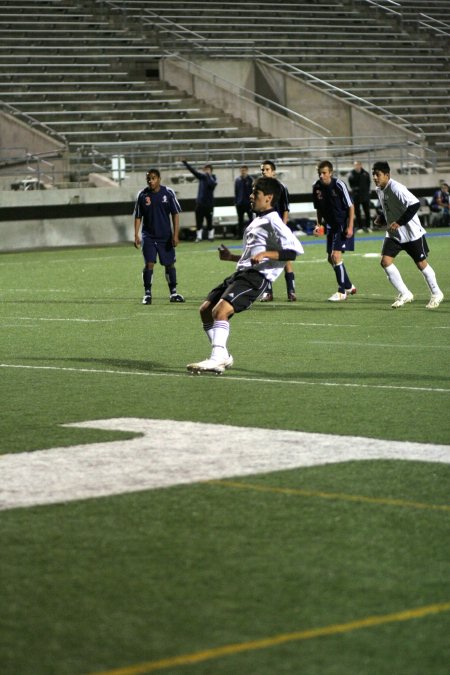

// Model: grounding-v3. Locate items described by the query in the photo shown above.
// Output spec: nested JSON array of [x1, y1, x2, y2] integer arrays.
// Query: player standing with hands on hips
[[186, 177, 304, 374], [312, 160, 357, 302], [372, 161, 444, 309], [134, 169, 185, 305]]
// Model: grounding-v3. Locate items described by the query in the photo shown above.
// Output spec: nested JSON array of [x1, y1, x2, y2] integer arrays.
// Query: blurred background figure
[[348, 161, 372, 233], [234, 165, 254, 239], [182, 159, 218, 241], [430, 181, 449, 227]]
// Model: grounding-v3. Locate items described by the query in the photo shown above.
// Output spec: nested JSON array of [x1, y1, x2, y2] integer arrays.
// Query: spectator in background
[[430, 182, 449, 227], [259, 160, 297, 302], [313, 160, 357, 302], [234, 165, 254, 239], [182, 159, 217, 241], [348, 161, 372, 232]]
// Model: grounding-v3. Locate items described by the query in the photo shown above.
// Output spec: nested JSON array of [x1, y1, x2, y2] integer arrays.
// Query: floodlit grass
[[0, 230, 449, 674]]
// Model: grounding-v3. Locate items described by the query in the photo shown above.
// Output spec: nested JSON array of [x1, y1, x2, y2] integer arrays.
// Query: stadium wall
[[0, 111, 69, 184], [0, 170, 441, 252], [161, 57, 421, 152]]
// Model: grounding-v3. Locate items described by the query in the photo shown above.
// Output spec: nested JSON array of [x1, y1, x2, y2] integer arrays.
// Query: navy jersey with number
[[312, 177, 353, 230], [134, 185, 181, 239]]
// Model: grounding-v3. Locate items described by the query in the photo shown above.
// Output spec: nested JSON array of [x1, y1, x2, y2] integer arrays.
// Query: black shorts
[[326, 229, 355, 254], [142, 236, 175, 266], [206, 268, 269, 313], [382, 235, 429, 263]]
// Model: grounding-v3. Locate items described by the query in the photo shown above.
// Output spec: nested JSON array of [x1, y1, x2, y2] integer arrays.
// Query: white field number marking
[[1, 418, 449, 511]]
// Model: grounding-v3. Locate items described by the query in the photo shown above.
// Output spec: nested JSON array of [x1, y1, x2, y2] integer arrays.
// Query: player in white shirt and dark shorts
[[372, 161, 444, 309], [187, 177, 304, 374]]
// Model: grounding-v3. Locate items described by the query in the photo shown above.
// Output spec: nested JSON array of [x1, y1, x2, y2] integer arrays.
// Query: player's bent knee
[[199, 301, 212, 318]]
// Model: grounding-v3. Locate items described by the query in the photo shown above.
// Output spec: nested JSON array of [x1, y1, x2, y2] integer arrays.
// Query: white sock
[[211, 320, 229, 360], [384, 264, 410, 295], [202, 322, 214, 344], [421, 264, 442, 296]]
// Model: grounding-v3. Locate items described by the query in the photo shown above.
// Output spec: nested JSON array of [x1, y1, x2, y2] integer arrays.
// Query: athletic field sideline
[[1, 229, 449, 674]]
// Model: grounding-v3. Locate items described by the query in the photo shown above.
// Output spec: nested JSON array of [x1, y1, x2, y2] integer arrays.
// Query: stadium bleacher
[[0, 0, 449, 186]]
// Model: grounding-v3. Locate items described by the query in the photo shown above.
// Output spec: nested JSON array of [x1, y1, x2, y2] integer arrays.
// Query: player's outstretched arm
[[218, 244, 240, 262]]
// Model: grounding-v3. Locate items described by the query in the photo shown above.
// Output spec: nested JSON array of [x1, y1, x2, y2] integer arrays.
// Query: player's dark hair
[[318, 160, 333, 172], [261, 159, 276, 171], [372, 161, 390, 174], [146, 168, 160, 179], [253, 176, 281, 206], [204, 164, 213, 171]]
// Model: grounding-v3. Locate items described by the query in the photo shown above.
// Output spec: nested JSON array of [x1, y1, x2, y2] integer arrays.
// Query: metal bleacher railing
[[64, 52, 435, 185], [0, 0, 446, 189], [360, 0, 450, 37]]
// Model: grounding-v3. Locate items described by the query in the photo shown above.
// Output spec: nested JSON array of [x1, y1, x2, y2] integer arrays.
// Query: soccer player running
[[313, 160, 357, 301], [134, 169, 185, 305], [372, 161, 444, 309], [186, 177, 304, 374]]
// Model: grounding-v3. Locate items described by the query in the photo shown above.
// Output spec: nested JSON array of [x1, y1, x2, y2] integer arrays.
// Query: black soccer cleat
[[170, 293, 185, 303]]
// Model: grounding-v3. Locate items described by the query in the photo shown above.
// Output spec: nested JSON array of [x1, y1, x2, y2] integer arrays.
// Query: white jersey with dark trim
[[236, 209, 304, 283], [376, 178, 425, 243]]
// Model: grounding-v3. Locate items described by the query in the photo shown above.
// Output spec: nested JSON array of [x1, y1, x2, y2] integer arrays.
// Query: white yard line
[[1, 362, 449, 393], [1, 417, 449, 511], [311, 340, 450, 350], [6, 317, 124, 323]]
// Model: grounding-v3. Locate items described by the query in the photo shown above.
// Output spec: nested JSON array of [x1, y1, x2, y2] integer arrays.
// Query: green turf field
[[1, 230, 449, 674]]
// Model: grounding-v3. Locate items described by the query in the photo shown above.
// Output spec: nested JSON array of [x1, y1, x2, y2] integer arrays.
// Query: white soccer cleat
[[223, 354, 234, 369], [426, 292, 444, 309], [186, 358, 226, 374], [391, 291, 414, 308], [328, 291, 347, 302]]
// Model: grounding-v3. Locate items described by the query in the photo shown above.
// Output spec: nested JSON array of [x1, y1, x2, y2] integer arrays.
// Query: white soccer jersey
[[376, 178, 425, 243], [236, 209, 304, 282]]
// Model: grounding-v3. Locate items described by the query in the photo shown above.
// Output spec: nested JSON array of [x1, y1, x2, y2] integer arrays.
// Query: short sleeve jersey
[[376, 178, 425, 244], [237, 209, 304, 283], [312, 177, 353, 230], [134, 185, 181, 240]]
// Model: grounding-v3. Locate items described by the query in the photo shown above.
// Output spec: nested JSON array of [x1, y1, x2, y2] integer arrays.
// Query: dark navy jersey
[[234, 174, 253, 207], [432, 188, 449, 207], [134, 185, 181, 239], [182, 160, 217, 209], [277, 182, 290, 219], [348, 168, 371, 200], [312, 177, 353, 230]]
